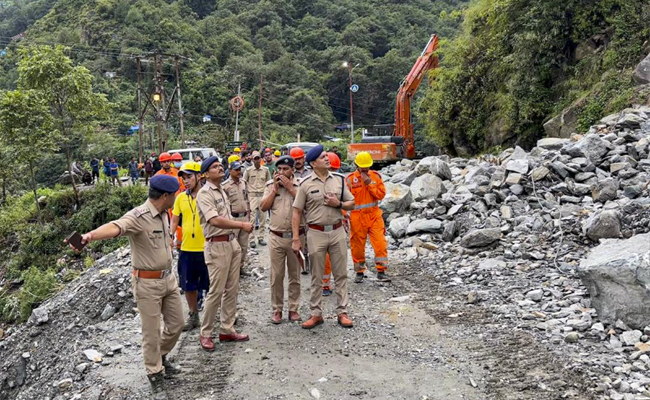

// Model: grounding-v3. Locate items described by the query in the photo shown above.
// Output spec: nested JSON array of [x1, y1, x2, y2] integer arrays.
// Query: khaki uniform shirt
[[196, 181, 234, 238], [223, 178, 250, 214], [244, 165, 271, 194], [264, 176, 305, 232], [112, 199, 172, 271], [294, 167, 312, 180], [293, 172, 353, 225]]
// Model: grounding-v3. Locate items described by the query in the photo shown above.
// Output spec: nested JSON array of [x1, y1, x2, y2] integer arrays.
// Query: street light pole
[[347, 63, 354, 144]]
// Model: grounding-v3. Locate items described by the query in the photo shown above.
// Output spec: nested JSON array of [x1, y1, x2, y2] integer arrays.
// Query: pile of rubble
[[380, 106, 650, 399]]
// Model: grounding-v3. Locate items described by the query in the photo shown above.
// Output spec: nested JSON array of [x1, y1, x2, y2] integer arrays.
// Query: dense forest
[[0, 0, 468, 162], [420, 0, 650, 155]]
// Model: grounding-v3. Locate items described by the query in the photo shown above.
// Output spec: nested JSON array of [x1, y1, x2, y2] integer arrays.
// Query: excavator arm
[[395, 34, 439, 159]]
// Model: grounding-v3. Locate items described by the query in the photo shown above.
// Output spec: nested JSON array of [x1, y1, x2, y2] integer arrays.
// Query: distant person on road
[[223, 159, 251, 277], [170, 162, 209, 332], [144, 158, 154, 185], [196, 156, 252, 351], [110, 158, 122, 187], [90, 157, 100, 184], [347, 151, 390, 283], [70, 175, 184, 398], [244, 151, 271, 249], [103, 157, 110, 180], [292, 145, 355, 329], [152, 153, 161, 173], [263, 150, 276, 175], [260, 156, 303, 324], [129, 157, 139, 185]]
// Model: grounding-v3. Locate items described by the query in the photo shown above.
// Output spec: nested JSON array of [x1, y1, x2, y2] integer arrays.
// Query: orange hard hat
[[159, 152, 172, 162], [171, 152, 183, 161], [327, 152, 341, 169], [290, 148, 305, 158]]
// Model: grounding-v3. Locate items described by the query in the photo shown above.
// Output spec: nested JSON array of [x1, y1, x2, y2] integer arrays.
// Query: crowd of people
[[69, 144, 388, 399]]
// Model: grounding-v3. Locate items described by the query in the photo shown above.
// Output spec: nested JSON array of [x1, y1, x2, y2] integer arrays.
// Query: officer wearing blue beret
[[71, 173, 183, 398], [291, 144, 356, 329]]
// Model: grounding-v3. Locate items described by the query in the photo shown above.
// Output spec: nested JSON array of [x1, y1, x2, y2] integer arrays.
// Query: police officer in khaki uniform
[[244, 150, 271, 248], [292, 145, 355, 329], [223, 159, 251, 277], [71, 175, 183, 399], [260, 156, 304, 324], [196, 156, 253, 352]]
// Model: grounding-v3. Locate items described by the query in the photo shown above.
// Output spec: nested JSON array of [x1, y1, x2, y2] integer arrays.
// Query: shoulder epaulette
[[332, 172, 345, 177], [299, 175, 315, 186], [265, 179, 274, 186], [132, 205, 150, 218]]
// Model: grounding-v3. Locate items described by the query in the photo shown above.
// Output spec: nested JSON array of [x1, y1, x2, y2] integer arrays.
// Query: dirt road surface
[[87, 238, 591, 400]]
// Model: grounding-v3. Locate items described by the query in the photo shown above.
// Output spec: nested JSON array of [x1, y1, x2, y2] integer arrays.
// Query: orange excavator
[[347, 34, 439, 164]]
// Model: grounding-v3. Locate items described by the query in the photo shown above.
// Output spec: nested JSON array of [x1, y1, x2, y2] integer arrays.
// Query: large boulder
[[536, 138, 569, 151], [379, 182, 412, 214], [406, 218, 443, 235], [390, 170, 417, 186], [563, 134, 609, 164], [578, 233, 650, 329], [415, 157, 452, 180], [411, 173, 446, 201], [460, 228, 501, 248], [633, 53, 650, 85], [582, 210, 621, 241], [592, 178, 619, 203], [543, 100, 581, 138], [388, 216, 410, 238]]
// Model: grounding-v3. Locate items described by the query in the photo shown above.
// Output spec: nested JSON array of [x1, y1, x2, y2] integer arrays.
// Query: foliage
[[0, 182, 147, 322], [420, 0, 650, 154]]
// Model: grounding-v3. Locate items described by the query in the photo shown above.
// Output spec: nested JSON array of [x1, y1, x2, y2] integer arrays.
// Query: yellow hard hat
[[179, 161, 201, 175], [355, 151, 373, 168], [234, 147, 241, 152], [228, 154, 241, 164], [274, 150, 281, 156]]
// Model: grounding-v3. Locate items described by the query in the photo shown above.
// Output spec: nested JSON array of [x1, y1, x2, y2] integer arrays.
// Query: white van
[[167, 148, 219, 165]]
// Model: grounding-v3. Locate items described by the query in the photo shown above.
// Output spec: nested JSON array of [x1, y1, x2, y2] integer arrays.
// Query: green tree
[[0, 89, 56, 222], [17, 45, 108, 206]]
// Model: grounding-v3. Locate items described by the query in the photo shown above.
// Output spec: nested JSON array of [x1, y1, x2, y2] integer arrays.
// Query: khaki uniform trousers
[[249, 193, 267, 241], [307, 227, 348, 317], [269, 233, 303, 313], [200, 239, 242, 337], [233, 214, 250, 271], [131, 273, 184, 375]]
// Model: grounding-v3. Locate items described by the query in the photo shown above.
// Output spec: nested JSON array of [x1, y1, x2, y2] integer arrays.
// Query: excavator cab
[[347, 124, 405, 165]]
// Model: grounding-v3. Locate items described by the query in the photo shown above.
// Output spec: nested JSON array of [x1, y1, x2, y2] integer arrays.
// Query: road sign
[[227, 141, 243, 150], [230, 96, 245, 112], [350, 84, 359, 93]]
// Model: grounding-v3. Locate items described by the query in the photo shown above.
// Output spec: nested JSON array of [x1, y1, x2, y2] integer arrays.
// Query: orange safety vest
[[155, 168, 186, 193]]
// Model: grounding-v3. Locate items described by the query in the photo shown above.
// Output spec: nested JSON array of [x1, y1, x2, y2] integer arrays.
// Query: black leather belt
[[231, 211, 249, 218]]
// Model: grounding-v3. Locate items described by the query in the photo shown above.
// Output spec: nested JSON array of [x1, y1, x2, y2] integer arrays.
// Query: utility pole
[[234, 82, 241, 142], [258, 75, 263, 148], [153, 53, 165, 153], [136, 58, 144, 163], [175, 56, 185, 147], [348, 63, 355, 144]]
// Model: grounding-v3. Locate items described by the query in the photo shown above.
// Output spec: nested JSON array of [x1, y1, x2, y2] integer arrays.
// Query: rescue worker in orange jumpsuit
[[346, 151, 390, 283], [322, 152, 348, 295]]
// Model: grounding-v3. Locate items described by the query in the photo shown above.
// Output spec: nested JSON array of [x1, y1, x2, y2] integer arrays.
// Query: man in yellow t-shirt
[[170, 162, 208, 331]]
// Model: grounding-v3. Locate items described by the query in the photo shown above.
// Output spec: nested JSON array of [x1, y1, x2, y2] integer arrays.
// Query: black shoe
[[162, 355, 181, 377], [148, 371, 168, 399], [377, 271, 392, 282], [354, 273, 364, 283], [258, 238, 267, 246]]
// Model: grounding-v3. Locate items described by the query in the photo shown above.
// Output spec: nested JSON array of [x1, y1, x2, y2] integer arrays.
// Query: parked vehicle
[[166, 147, 219, 165]]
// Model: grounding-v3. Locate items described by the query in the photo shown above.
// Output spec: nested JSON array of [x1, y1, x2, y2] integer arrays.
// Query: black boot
[[147, 371, 168, 400], [162, 355, 181, 376]]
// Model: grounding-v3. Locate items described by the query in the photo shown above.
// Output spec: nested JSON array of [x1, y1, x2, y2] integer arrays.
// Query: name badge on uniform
[[216, 199, 223, 204], [310, 190, 320, 194]]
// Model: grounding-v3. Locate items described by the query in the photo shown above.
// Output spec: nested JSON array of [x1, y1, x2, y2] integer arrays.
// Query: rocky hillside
[[380, 105, 650, 399]]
